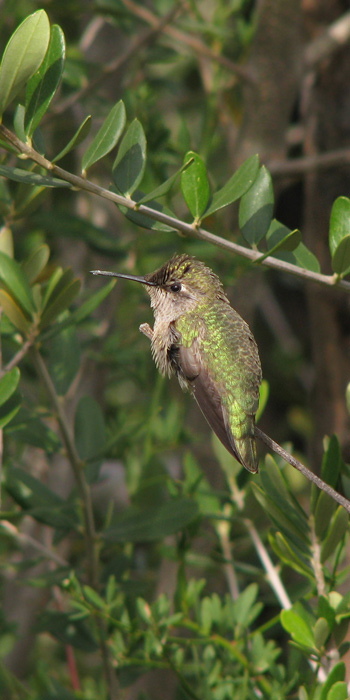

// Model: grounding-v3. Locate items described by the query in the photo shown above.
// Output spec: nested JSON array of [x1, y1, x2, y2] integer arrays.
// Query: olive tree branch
[[255, 427, 350, 514], [1, 123, 350, 295]]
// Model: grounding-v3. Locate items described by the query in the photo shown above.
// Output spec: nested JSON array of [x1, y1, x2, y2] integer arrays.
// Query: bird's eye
[[170, 282, 181, 293]]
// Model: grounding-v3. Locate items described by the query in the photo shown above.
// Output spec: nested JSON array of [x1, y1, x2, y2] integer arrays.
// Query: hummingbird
[[91, 254, 262, 473]]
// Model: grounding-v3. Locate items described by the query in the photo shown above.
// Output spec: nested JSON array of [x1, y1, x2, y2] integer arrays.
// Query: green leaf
[[0, 165, 71, 188], [114, 186, 176, 232], [0, 289, 31, 333], [320, 662, 345, 700], [104, 498, 199, 542], [0, 227, 14, 257], [234, 584, 259, 627], [256, 229, 302, 263], [40, 277, 81, 328], [269, 531, 314, 579], [0, 10, 50, 116], [74, 396, 106, 463], [36, 611, 98, 652], [137, 157, 194, 205], [5, 466, 63, 511], [0, 367, 20, 406], [180, 150, 210, 222], [40, 278, 116, 341], [52, 115, 92, 162], [0, 251, 35, 315], [24, 24, 65, 137], [331, 235, 350, 276], [314, 490, 337, 538], [203, 154, 260, 218], [6, 408, 61, 454], [321, 507, 349, 563], [312, 435, 343, 513], [48, 324, 80, 396], [327, 683, 348, 700], [112, 118, 146, 196], [256, 379, 269, 422], [280, 609, 315, 649], [81, 100, 126, 172], [0, 391, 21, 428], [313, 617, 330, 649], [252, 483, 310, 554], [22, 244, 50, 284], [329, 197, 350, 257], [239, 166, 274, 245]]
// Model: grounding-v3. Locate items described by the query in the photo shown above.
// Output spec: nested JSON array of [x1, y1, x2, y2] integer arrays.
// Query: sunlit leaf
[[0, 289, 31, 333], [180, 151, 210, 222], [25, 24, 65, 137], [319, 662, 345, 700], [0, 252, 36, 315], [203, 154, 260, 218], [112, 118, 146, 196], [0, 10, 50, 116], [280, 609, 315, 649], [82, 100, 126, 172]]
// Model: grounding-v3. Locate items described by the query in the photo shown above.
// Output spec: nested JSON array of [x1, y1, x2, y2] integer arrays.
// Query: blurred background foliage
[[0, 1, 350, 699]]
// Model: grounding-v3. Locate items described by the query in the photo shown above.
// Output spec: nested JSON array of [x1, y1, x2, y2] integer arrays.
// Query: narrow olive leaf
[[103, 499, 199, 542], [74, 396, 106, 461], [269, 532, 314, 580], [112, 185, 176, 232], [314, 490, 337, 539], [321, 507, 349, 563], [52, 115, 92, 162], [112, 118, 147, 196], [13, 104, 26, 141], [137, 157, 194, 205], [22, 244, 50, 284], [331, 235, 350, 276], [0, 251, 35, 315], [48, 324, 80, 396], [0, 10, 50, 117], [39, 278, 81, 328], [329, 196, 350, 257], [255, 230, 302, 264], [203, 154, 260, 218], [0, 289, 31, 333], [0, 367, 20, 406], [180, 151, 210, 222], [0, 227, 14, 257], [81, 100, 126, 173], [280, 609, 315, 649], [0, 392, 21, 429], [40, 278, 116, 341], [239, 166, 274, 245], [0, 165, 70, 188], [25, 24, 65, 137]]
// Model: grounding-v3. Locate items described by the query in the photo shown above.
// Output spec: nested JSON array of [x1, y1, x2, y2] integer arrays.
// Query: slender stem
[[255, 427, 350, 513], [1, 520, 68, 566], [243, 519, 292, 610], [1, 123, 350, 295]]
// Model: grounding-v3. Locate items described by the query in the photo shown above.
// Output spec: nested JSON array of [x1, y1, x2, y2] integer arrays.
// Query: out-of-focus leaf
[[313, 617, 330, 649], [82, 100, 126, 172], [0, 252, 35, 315], [33, 211, 122, 253], [6, 408, 61, 453], [204, 154, 260, 218], [40, 278, 116, 341], [0, 165, 71, 188], [13, 104, 26, 141], [53, 115, 92, 162], [39, 277, 81, 328], [252, 483, 310, 554], [0, 10, 50, 116], [312, 435, 342, 512], [137, 157, 194, 205], [48, 324, 80, 395], [326, 682, 348, 700], [0, 367, 20, 406], [180, 151, 210, 222], [74, 396, 106, 464], [104, 498, 199, 542], [0, 227, 14, 257], [331, 235, 350, 276], [112, 118, 146, 196], [0, 391, 21, 428], [321, 507, 349, 563], [329, 197, 350, 257], [6, 465, 63, 510], [22, 244, 50, 284], [36, 611, 98, 651], [25, 24, 65, 137], [0, 289, 31, 333], [239, 166, 274, 245], [256, 379, 269, 422], [280, 609, 315, 649], [320, 662, 345, 700]]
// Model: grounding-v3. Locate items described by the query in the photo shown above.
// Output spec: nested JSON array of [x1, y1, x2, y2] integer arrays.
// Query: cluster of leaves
[[0, 8, 349, 700]]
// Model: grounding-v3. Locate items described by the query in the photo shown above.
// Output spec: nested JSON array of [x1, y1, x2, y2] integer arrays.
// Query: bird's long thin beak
[[90, 270, 156, 286]]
